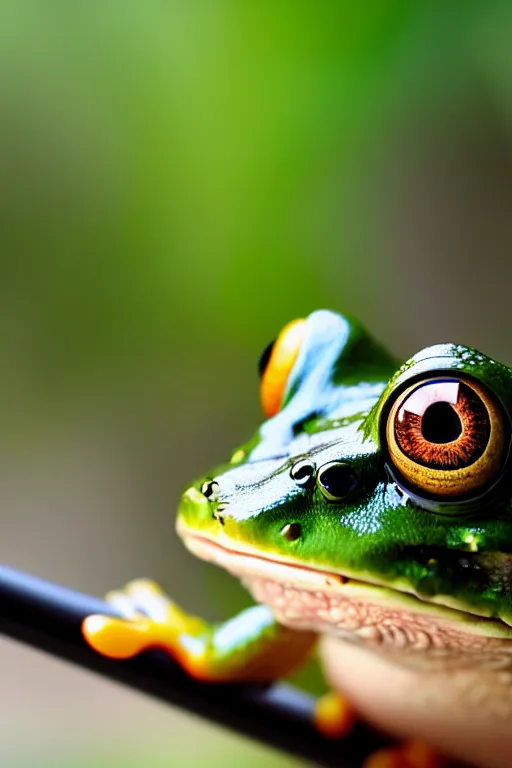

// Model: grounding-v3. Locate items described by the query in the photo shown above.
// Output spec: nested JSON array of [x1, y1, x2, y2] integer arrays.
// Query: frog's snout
[[177, 481, 231, 535], [201, 480, 220, 503], [200, 479, 230, 525], [289, 457, 360, 505]]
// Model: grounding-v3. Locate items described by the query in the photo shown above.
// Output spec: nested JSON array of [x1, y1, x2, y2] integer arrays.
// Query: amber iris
[[386, 377, 506, 499]]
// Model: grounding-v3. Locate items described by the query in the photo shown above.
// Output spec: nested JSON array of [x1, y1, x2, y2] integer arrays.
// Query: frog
[[82, 310, 512, 768]]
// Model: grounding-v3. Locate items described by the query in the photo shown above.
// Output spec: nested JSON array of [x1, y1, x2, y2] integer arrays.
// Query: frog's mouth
[[178, 520, 512, 665]]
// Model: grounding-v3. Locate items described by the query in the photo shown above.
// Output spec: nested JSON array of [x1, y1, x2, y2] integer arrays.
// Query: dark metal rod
[[0, 564, 386, 767]]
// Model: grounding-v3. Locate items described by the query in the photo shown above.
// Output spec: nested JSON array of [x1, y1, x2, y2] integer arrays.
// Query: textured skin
[[175, 310, 512, 767], [322, 636, 512, 768], [248, 578, 512, 670], [85, 310, 512, 768], [179, 310, 512, 630]]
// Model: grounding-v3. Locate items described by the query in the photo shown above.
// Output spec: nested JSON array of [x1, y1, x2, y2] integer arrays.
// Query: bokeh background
[[1, 2, 512, 765]]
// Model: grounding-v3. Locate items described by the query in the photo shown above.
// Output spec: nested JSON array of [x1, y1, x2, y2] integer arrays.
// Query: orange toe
[[363, 747, 409, 768], [313, 691, 355, 739], [82, 615, 152, 659], [402, 741, 446, 768], [363, 742, 446, 768]]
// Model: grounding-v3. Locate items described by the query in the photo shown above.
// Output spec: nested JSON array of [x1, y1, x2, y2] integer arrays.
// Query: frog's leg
[[83, 580, 356, 737], [82, 579, 317, 683], [314, 702, 449, 764]]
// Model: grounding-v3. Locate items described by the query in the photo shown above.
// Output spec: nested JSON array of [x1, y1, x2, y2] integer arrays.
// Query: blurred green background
[[1, 2, 512, 765]]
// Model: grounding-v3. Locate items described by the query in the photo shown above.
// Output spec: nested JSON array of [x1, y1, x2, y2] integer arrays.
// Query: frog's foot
[[82, 580, 316, 683], [313, 691, 356, 739], [82, 578, 214, 676], [363, 741, 447, 768]]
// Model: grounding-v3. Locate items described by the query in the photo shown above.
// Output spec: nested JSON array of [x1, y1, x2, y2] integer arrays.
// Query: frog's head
[[177, 311, 512, 667]]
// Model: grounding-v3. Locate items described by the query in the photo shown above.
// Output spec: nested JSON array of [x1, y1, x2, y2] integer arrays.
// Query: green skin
[[84, 310, 512, 764], [175, 310, 512, 677]]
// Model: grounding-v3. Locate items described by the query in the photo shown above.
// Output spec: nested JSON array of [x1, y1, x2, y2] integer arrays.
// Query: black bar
[[0, 565, 387, 767]]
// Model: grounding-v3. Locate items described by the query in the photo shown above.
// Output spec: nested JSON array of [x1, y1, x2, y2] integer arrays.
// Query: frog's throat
[[177, 520, 512, 646]]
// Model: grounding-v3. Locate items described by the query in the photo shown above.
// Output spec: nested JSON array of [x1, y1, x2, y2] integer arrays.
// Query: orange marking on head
[[260, 318, 306, 418]]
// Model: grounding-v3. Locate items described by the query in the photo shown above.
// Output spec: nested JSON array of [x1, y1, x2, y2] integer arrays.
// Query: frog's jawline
[[179, 525, 512, 665]]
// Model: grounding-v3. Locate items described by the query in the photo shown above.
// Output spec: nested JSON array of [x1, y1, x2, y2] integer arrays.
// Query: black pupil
[[421, 402, 462, 444], [319, 464, 357, 499], [258, 340, 276, 377]]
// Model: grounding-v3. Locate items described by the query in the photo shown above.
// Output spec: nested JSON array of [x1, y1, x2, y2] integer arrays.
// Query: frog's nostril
[[290, 459, 316, 489], [213, 501, 229, 526], [201, 480, 220, 502]]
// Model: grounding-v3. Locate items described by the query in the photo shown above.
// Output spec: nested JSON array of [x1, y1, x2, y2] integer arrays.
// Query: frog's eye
[[260, 318, 306, 418], [386, 377, 507, 499]]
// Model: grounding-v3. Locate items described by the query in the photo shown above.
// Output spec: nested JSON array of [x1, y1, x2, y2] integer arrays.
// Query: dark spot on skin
[[423, 558, 442, 587], [281, 523, 302, 541], [415, 575, 439, 597], [292, 414, 319, 437], [389, 544, 511, 599]]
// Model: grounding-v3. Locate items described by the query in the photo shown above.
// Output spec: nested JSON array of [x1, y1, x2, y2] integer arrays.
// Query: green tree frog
[[83, 311, 512, 768]]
